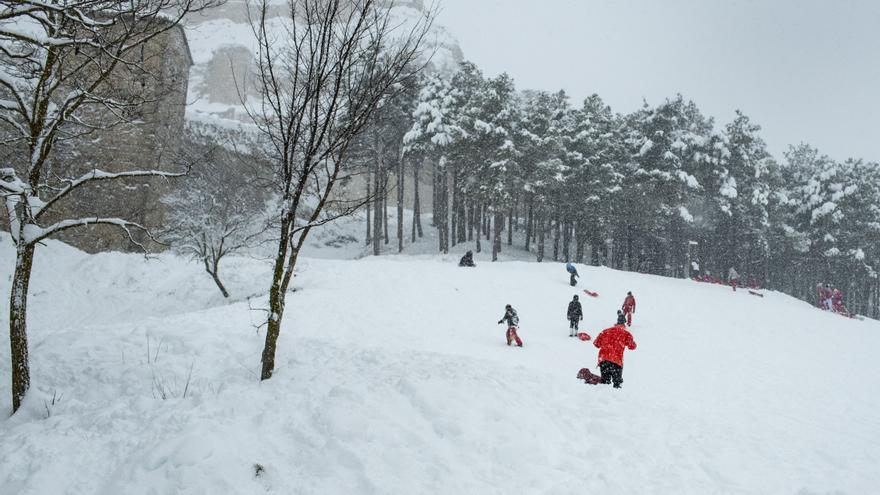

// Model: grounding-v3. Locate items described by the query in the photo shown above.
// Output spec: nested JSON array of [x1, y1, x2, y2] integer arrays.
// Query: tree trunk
[[9, 243, 36, 413], [537, 212, 545, 262], [507, 205, 513, 246], [204, 257, 230, 298], [397, 155, 404, 252], [525, 200, 532, 252], [365, 167, 372, 246], [383, 175, 389, 245], [475, 202, 482, 253], [412, 159, 422, 241], [562, 220, 570, 262], [553, 215, 560, 261], [451, 171, 457, 248], [493, 207, 503, 261], [373, 160, 383, 256], [261, 219, 292, 380]]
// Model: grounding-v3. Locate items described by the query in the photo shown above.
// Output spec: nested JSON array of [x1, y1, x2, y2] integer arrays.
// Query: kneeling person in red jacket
[[593, 311, 637, 388]]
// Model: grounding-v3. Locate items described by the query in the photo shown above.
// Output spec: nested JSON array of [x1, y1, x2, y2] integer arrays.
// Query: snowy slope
[[1, 237, 879, 494]]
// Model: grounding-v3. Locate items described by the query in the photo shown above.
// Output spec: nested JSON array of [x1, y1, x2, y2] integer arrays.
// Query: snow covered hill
[[1, 237, 878, 494]]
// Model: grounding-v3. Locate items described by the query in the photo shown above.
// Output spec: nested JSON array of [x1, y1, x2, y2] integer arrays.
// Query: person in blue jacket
[[566, 262, 579, 286]]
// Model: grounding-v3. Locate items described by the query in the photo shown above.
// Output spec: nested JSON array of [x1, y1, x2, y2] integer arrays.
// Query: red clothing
[[593, 324, 637, 366], [506, 327, 522, 346], [622, 295, 636, 313]]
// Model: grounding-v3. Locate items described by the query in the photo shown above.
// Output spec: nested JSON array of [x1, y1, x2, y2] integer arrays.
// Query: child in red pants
[[498, 304, 523, 347]]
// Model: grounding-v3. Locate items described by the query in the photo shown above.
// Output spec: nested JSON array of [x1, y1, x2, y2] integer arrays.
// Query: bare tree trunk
[[537, 212, 545, 262], [9, 243, 35, 413], [397, 155, 404, 253], [553, 215, 560, 261], [493, 207, 503, 261], [366, 167, 372, 246], [458, 193, 467, 244], [450, 171, 457, 248], [373, 160, 383, 256], [204, 257, 230, 298], [383, 170, 389, 245], [475, 203, 482, 253], [412, 159, 422, 242], [563, 220, 571, 262], [507, 206, 513, 246], [261, 219, 291, 380], [485, 203, 491, 241], [525, 199, 532, 252]]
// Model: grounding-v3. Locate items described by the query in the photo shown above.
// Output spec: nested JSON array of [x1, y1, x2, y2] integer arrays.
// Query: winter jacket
[[499, 307, 519, 327], [593, 324, 637, 367], [728, 268, 739, 281], [566, 263, 579, 276], [459, 252, 475, 267], [622, 295, 636, 313], [567, 300, 583, 320]]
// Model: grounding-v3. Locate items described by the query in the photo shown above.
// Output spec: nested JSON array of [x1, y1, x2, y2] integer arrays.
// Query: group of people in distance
[[459, 252, 638, 389], [816, 283, 847, 314], [500, 291, 638, 389]]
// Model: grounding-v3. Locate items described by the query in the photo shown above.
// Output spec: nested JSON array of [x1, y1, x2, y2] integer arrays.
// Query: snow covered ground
[[1, 234, 879, 494]]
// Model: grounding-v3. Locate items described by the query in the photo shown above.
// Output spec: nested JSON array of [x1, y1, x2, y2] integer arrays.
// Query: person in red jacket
[[592, 311, 637, 388], [621, 291, 636, 327]]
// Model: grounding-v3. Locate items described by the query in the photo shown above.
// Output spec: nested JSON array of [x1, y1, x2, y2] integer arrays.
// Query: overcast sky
[[436, 0, 880, 163]]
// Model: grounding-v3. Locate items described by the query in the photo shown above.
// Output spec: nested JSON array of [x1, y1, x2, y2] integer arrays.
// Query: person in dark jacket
[[566, 262, 579, 286], [567, 295, 583, 337], [592, 311, 637, 388], [621, 291, 636, 327], [498, 304, 522, 346], [458, 250, 476, 267]]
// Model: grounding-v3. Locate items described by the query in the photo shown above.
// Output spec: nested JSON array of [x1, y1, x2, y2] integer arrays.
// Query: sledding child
[[566, 262, 579, 286], [459, 250, 476, 267], [621, 291, 636, 327], [567, 295, 583, 337], [498, 304, 522, 347], [728, 267, 739, 291], [592, 311, 637, 388]]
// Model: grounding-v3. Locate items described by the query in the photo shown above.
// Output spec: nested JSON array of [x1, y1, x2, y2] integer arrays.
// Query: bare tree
[[0, 0, 220, 413], [161, 126, 270, 298], [244, 0, 433, 380]]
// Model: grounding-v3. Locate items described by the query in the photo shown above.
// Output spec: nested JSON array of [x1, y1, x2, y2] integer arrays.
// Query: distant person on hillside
[[592, 311, 637, 388], [498, 304, 522, 347], [831, 287, 845, 313], [567, 295, 583, 337], [621, 291, 636, 327], [728, 267, 739, 291], [459, 250, 476, 267], [816, 283, 827, 309], [566, 262, 579, 286]]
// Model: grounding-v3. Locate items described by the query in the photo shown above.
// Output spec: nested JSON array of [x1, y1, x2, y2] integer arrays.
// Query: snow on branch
[[35, 168, 186, 218], [23, 216, 153, 248]]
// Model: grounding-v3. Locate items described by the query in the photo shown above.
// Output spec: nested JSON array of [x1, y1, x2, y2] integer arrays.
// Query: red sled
[[577, 367, 601, 385], [583, 290, 600, 298], [577, 332, 591, 341]]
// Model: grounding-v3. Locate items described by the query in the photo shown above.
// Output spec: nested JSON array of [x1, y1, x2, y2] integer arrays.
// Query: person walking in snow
[[621, 291, 636, 327], [592, 311, 637, 388], [728, 267, 740, 291], [567, 295, 583, 337], [459, 250, 476, 267], [566, 262, 579, 286], [498, 304, 522, 347]]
